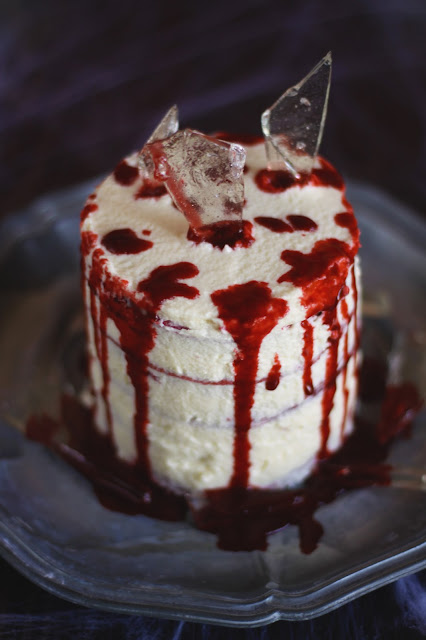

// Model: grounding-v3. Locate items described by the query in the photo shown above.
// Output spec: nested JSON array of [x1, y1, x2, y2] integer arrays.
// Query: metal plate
[[0, 178, 424, 626]]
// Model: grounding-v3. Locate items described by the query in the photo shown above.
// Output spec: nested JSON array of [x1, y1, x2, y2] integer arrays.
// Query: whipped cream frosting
[[81, 138, 360, 492]]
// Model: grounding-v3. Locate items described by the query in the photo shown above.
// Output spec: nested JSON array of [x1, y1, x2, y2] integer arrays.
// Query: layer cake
[[80, 137, 361, 495]]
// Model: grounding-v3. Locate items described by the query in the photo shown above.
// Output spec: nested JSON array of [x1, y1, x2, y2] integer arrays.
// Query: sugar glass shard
[[261, 53, 332, 176], [138, 105, 179, 175], [143, 129, 246, 234]]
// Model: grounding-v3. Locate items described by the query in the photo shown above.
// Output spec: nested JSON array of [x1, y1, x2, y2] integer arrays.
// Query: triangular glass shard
[[261, 53, 332, 176], [138, 105, 179, 175], [142, 129, 246, 236]]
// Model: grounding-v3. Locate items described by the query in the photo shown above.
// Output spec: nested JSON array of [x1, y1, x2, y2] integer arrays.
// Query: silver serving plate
[[0, 178, 424, 626]]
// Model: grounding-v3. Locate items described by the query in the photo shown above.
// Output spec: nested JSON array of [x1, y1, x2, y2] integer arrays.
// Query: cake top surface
[[81, 138, 359, 333]]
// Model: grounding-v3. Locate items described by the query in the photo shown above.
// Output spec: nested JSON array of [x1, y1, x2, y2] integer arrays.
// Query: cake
[[80, 55, 361, 503]]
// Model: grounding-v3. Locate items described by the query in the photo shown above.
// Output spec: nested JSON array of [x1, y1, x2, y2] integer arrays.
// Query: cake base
[[25, 364, 423, 552]]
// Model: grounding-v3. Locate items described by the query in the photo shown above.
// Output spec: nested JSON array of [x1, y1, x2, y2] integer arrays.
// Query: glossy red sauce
[[301, 320, 314, 395], [101, 228, 153, 254], [81, 230, 98, 256], [211, 282, 288, 487], [255, 169, 300, 193], [187, 220, 254, 249], [254, 216, 293, 233], [318, 307, 341, 458], [28, 148, 421, 553], [82, 244, 199, 475], [265, 354, 281, 390], [27, 395, 186, 521], [340, 298, 350, 438], [335, 211, 360, 246], [113, 160, 139, 186], [80, 203, 98, 223], [279, 239, 357, 316], [135, 181, 167, 199], [254, 215, 317, 233], [254, 158, 344, 195], [194, 373, 422, 552], [311, 159, 345, 190], [377, 383, 423, 444], [287, 215, 318, 232], [26, 354, 423, 553]]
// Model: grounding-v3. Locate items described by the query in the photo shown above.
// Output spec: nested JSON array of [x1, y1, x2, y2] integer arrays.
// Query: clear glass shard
[[138, 105, 179, 175], [261, 52, 332, 176], [147, 104, 179, 143], [142, 129, 246, 236]]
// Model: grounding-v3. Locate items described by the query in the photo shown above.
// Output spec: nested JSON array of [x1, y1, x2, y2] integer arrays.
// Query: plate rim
[[0, 512, 425, 626]]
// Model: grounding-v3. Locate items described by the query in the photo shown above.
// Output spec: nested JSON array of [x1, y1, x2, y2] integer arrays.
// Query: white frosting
[[81, 141, 360, 492], [82, 144, 354, 330]]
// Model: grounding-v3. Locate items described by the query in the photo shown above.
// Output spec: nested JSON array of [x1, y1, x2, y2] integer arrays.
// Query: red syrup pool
[[26, 358, 423, 554], [211, 282, 289, 488]]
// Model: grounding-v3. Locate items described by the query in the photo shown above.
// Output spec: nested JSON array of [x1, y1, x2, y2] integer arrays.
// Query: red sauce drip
[[255, 169, 300, 193], [319, 308, 342, 458], [120, 263, 199, 471], [279, 239, 356, 316], [310, 159, 344, 190], [142, 229, 152, 236], [301, 320, 314, 395], [80, 203, 98, 223], [187, 220, 254, 249], [340, 298, 350, 437], [351, 266, 360, 356], [335, 211, 360, 246], [135, 180, 167, 199], [254, 216, 293, 233], [377, 383, 423, 444], [101, 228, 153, 254], [27, 396, 186, 521], [196, 375, 423, 552], [211, 282, 288, 487], [255, 215, 318, 234], [213, 132, 264, 146], [87, 257, 199, 476], [137, 263, 199, 309], [26, 366, 423, 553], [89, 287, 101, 372], [81, 230, 98, 257], [287, 215, 318, 232], [113, 160, 139, 186], [255, 159, 344, 194], [88, 279, 113, 436], [265, 354, 281, 390], [99, 305, 113, 437]]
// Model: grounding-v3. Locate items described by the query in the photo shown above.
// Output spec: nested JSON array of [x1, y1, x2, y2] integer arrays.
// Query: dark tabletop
[[0, 0, 425, 638]]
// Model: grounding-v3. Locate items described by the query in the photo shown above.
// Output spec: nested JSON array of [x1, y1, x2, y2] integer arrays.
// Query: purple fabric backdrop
[[0, 556, 425, 639], [0, 0, 425, 637], [1, 0, 426, 216]]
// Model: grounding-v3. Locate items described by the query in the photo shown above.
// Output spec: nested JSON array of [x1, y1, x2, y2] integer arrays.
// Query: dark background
[[2, 0, 426, 218], [0, 0, 425, 638]]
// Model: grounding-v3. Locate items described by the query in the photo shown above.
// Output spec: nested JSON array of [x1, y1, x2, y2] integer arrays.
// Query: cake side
[[81, 139, 360, 492]]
